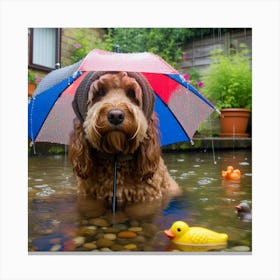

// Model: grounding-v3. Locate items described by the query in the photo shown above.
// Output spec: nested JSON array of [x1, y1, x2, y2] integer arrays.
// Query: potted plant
[[28, 70, 41, 96], [202, 43, 252, 137]]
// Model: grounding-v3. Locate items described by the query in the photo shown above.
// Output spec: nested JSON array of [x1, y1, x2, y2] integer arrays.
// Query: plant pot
[[219, 108, 251, 138], [28, 82, 36, 96]]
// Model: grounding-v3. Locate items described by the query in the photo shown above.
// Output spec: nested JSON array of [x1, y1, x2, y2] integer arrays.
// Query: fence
[[179, 29, 252, 73]]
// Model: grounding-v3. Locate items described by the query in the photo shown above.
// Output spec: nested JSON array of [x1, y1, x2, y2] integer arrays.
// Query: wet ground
[[28, 149, 252, 253]]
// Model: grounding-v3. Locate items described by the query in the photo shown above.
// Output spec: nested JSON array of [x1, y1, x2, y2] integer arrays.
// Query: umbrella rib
[[29, 97, 36, 143]]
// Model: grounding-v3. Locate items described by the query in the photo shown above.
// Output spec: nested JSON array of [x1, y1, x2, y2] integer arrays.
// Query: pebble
[[114, 223, 128, 230], [110, 244, 124, 251], [231, 246, 251, 252], [129, 220, 139, 227], [80, 220, 89, 226], [117, 231, 137, 239], [76, 226, 97, 236], [89, 218, 111, 227], [100, 247, 112, 252], [103, 227, 119, 233], [104, 233, 117, 240], [87, 225, 97, 230], [50, 244, 62, 251], [95, 232, 105, 240], [135, 235, 146, 243], [124, 244, 137, 250], [96, 238, 114, 248], [72, 236, 85, 247], [83, 242, 97, 250], [128, 227, 142, 232], [141, 223, 157, 237]]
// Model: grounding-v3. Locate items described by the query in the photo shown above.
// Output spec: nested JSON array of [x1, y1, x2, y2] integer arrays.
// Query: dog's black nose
[[107, 109, 125, 126]]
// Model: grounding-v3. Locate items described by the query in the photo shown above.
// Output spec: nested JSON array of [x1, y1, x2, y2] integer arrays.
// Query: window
[[29, 28, 61, 71]]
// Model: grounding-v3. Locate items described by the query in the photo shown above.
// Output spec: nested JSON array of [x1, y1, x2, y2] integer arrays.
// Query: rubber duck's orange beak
[[164, 229, 175, 239]]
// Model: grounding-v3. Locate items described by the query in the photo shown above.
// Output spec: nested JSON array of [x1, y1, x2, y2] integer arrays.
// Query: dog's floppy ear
[[134, 113, 161, 181], [69, 119, 94, 179], [72, 72, 94, 123]]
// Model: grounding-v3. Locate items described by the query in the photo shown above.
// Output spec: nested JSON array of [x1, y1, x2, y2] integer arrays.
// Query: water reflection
[[28, 150, 252, 253]]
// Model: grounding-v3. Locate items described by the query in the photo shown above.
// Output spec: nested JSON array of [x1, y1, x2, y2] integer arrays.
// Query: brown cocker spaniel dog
[[69, 71, 180, 203]]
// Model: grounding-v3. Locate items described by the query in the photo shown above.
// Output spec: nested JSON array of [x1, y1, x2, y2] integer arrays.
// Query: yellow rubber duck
[[164, 221, 228, 246], [222, 166, 241, 181]]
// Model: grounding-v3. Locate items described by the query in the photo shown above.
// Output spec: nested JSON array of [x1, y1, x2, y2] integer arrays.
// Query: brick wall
[[60, 28, 106, 67]]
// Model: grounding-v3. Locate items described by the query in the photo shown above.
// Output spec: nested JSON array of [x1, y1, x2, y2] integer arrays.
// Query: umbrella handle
[[112, 155, 118, 214]]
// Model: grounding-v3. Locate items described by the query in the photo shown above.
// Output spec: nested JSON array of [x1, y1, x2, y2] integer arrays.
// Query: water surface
[[28, 149, 252, 253]]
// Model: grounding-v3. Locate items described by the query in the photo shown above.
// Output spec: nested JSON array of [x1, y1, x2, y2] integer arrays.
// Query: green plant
[[28, 70, 41, 84], [70, 29, 107, 63], [202, 43, 252, 109], [28, 70, 36, 83], [104, 28, 196, 68], [183, 68, 204, 90], [71, 28, 194, 67], [69, 28, 241, 68]]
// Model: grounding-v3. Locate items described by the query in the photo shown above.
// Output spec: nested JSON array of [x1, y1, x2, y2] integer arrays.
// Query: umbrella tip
[[215, 108, 221, 115]]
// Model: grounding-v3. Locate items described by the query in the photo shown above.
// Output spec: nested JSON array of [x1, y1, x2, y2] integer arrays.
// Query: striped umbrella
[[28, 49, 218, 146]]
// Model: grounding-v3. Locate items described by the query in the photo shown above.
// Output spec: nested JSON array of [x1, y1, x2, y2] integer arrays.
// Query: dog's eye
[[96, 87, 105, 97], [127, 89, 136, 99]]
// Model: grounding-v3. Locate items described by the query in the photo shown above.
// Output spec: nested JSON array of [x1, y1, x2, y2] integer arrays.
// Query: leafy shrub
[[70, 28, 202, 68], [202, 43, 252, 109], [70, 29, 107, 63]]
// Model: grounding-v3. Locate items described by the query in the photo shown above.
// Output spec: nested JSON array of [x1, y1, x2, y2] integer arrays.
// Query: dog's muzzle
[[107, 109, 125, 126]]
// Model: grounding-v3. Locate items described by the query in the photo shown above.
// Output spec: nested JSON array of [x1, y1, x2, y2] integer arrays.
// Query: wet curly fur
[[69, 71, 180, 203]]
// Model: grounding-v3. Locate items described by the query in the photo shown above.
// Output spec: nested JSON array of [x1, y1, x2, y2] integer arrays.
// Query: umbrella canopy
[[28, 49, 218, 146]]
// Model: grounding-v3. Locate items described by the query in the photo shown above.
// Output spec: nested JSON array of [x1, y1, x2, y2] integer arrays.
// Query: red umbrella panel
[[28, 49, 218, 146]]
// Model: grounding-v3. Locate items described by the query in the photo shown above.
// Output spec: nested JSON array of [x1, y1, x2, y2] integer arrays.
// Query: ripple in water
[[198, 177, 214, 185], [178, 172, 189, 180], [36, 187, 55, 197], [33, 184, 49, 189], [239, 162, 250, 166]]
